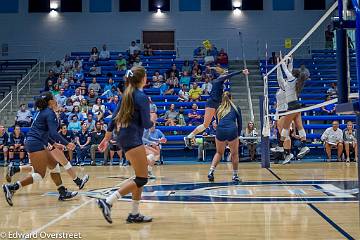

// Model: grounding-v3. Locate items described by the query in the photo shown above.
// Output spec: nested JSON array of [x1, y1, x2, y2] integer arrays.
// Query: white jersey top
[[276, 62, 288, 112], [281, 59, 298, 103]]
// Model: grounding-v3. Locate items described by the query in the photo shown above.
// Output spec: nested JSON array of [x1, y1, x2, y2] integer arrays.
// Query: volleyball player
[[184, 67, 249, 148], [208, 92, 242, 183], [8, 125, 25, 165], [3, 92, 78, 206], [96, 66, 156, 224]]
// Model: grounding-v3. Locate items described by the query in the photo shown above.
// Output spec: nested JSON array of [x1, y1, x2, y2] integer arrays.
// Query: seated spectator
[[62, 54, 73, 72], [0, 125, 9, 166], [63, 82, 73, 97], [148, 97, 158, 115], [102, 86, 118, 99], [73, 61, 84, 82], [177, 107, 187, 126], [129, 41, 140, 55], [132, 55, 142, 67], [197, 120, 217, 161], [189, 83, 202, 102], [164, 104, 179, 126], [160, 83, 174, 95], [51, 84, 60, 96], [178, 85, 189, 102], [321, 121, 344, 162], [188, 103, 202, 126], [68, 115, 81, 133], [8, 125, 25, 164], [15, 104, 32, 127], [45, 79, 54, 91], [64, 98, 74, 113], [104, 77, 116, 93], [90, 121, 108, 166], [166, 72, 179, 88], [88, 77, 101, 95], [192, 60, 202, 73], [166, 64, 180, 79], [89, 47, 99, 62], [99, 44, 110, 60], [327, 82, 338, 99], [92, 98, 105, 121], [241, 122, 259, 161], [109, 131, 124, 166], [129, 50, 140, 65], [56, 88, 68, 107], [182, 60, 191, 73], [44, 70, 57, 88], [85, 113, 96, 132], [79, 80, 87, 96], [59, 124, 75, 161], [73, 56, 83, 69], [321, 96, 336, 116], [343, 121, 358, 162], [217, 48, 229, 65], [51, 60, 65, 77], [194, 46, 206, 58], [202, 75, 213, 95], [89, 63, 101, 77], [179, 71, 191, 87], [117, 78, 125, 95], [143, 43, 153, 56], [71, 88, 84, 106], [68, 106, 84, 122], [299, 63, 310, 79], [152, 71, 164, 88], [87, 89, 98, 106], [115, 54, 127, 71], [192, 69, 202, 82], [75, 122, 91, 165]]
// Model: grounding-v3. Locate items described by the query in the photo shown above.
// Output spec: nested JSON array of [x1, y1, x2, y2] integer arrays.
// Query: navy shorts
[[216, 128, 238, 142], [206, 98, 220, 109], [287, 101, 301, 111], [25, 140, 46, 153]]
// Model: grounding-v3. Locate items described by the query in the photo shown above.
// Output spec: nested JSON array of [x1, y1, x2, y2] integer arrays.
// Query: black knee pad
[[133, 177, 148, 188], [20, 149, 25, 152], [9, 149, 14, 152]]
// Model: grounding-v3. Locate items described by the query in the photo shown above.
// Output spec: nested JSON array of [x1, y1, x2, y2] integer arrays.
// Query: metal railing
[[0, 91, 13, 116], [16, 61, 41, 106]]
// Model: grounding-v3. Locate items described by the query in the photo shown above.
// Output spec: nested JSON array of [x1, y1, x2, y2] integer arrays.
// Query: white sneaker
[[297, 146, 310, 159], [282, 153, 294, 165], [270, 146, 284, 153]]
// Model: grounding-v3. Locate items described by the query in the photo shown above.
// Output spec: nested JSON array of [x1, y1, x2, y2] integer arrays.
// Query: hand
[[159, 138, 167, 144], [54, 143, 65, 150], [242, 69, 249, 75], [66, 143, 76, 151], [98, 139, 109, 152]]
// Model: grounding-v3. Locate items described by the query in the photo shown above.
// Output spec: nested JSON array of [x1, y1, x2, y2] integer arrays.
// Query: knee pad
[[32, 173, 43, 182], [9, 148, 14, 152], [281, 129, 290, 138], [298, 129, 306, 139], [134, 176, 148, 188], [50, 164, 61, 173], [63, 162, 72, 170]]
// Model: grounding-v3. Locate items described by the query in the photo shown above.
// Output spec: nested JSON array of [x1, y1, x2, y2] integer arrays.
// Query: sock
[[209, 166, 215, 174], [285, 149, 291, 155], [148, 165, 153, 172], [232, 170, 238, 176], [13, 166, 20, 174], [73, 177, 82, 186], [131, 200, 140, 215], [106, 190, 121, 205]]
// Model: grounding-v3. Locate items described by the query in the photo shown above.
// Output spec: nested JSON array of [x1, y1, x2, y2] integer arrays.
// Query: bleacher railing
[[0, 91, 13, 116], [16, 61, 41, 106]]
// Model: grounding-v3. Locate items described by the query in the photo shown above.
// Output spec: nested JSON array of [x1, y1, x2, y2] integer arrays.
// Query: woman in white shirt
[[92, 97, 105, 121]]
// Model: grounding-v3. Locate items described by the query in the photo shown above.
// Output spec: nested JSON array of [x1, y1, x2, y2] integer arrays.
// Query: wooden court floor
[[0, 162, 359, 240]]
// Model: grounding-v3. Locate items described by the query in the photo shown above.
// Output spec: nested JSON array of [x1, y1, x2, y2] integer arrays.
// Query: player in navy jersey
[[96, 66, 156, 224], [8, 125, 25, 165], [207, 92, 242, 182], [2, 92, 78, 206], [184, 66, 248, 148], [0, 125, 9, 166]]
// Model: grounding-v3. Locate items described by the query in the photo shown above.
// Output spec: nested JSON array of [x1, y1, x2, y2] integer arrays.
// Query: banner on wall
[[285, 38, 292, 49]]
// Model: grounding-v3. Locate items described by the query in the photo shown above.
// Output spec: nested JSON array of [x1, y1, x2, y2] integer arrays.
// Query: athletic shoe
[[148, 172, 157, 180], [208, 172, 214, 182], [79, 175, 89, 190], [97, 199, 113, 224], [232, 175, 241, 183], [58, 188, 78, 201], [126, 213, 153, 223], [6, 163, 15, 183], [297, 146, 310, 159], [270, 146, 284, 153], [282, 153, 294, 165], [2, 184, 14, 206]]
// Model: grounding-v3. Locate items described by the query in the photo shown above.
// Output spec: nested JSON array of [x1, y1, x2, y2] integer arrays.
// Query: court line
[[266, 168, 355, 240]]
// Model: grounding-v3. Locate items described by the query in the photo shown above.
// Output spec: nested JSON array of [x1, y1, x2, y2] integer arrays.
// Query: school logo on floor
[[44, 180, 359, 203]]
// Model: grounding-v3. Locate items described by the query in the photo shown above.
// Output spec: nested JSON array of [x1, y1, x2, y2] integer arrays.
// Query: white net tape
[[262, 1, 339, 137]]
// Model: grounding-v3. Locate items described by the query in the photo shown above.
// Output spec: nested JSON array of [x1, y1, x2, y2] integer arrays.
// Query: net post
[[336, 26, 349, 103], [259, 95, 270, 168]]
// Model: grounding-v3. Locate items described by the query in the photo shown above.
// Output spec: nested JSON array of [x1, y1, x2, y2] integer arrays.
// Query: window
[[119, 0, 141, 12], [210, 0, 232, 11], [90, 0, 111, 12], [148, 0, 170, 12], [179, 0, 200, 11], [28, 0, 50, 13], [61, 0, 82, 12], [242, 0, 263, 10], [304, 0, 325, 10], [0, 0, 19, 13], [273, 0, 294, 11]]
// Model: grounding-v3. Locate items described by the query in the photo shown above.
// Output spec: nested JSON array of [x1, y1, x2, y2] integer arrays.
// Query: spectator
[[109, 131, 124, 166], [189, 83, 203, 102], [192, 60, 202, 73], [104, 78, 116, 93], [15, 104, 32, 127], [68, 106, 84, 122], [299, 64, 310, 79], [89, 47, 99, 62], [321, 121, 344, 162], [90, 121, 108, 166], [148, 97, 158, 115], [143, 43, 153, 56], [202, 75, 213, 95], [51, 60, 65, 76], [197, 120, 217, 161], [102, 86, 118, 99], [192, 69, 202, 82], [62, 54, 73, 72], [132, 55, 142, 67], [166, 64, 180, 79], [343, 121, 358, 163], [79, 80, 87, 96], [327, 82, 338, 99], [51, 84, 60, 96], [179, 71, 191, 87], [71, 88, 84, 106], [321, 96, 336, 116], [325, 25, 334, 49], [8, 125, 25, 164], [129, 50, 140, 65], [89, 63, 101, 77], [59, 124, 75, 161], [143, 125, 167, 173], [88, 77, 101, 95], [45, 79, 54, 91], [55, 88, 68, 107], [44, 70, 57, 88], [99, 44, 110, 60], [68, 115, 81, 133], [164, 104, 179, 126], [0, 125, 9, 166], [106, 95, 120, 119], [92, 98, 105, 121], [188, 103, 202, 126], [166, 72, 179, 88], [115, 54, 127, 71], [241, 122, 259, 161], [178, 85, 189, 102], [117, 78, 125, 95], [75, 122, 91, 165], [160, 82, 174, 95], [217, 48, 229, 65], [152, 71, 164, 88], [181, 60, 191, 73], [63, 82, 73, 97], [64, 98, 74, 114], [73, 61, 84, 81], [129, 41, 140, 55], [87, 89, 98, 106], [85, 113, 96, 132], [269, 52, 277, 65]]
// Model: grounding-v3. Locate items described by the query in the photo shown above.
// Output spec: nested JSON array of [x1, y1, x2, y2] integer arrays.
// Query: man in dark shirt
[[90, 121, 108, 165], [166, 64, 180, 79], [59, 124, 75, 161], [0, 125, 9, 166], [325, 25, 334, 49], [75, 122, 91, 165]]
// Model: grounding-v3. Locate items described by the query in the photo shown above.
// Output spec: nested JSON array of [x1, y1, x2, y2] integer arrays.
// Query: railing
[[0, 91, 13, 116], [16, 61, 41, 106]]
